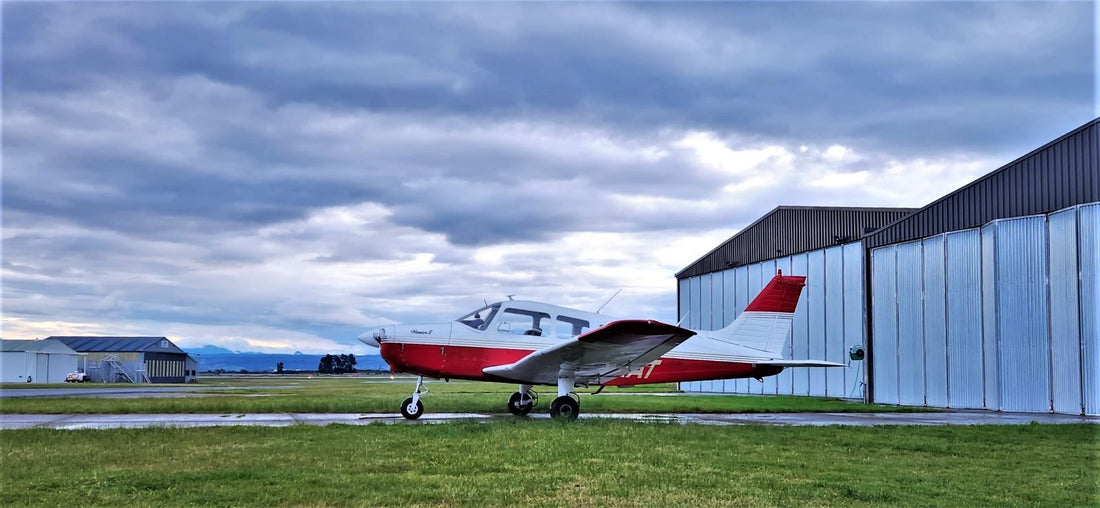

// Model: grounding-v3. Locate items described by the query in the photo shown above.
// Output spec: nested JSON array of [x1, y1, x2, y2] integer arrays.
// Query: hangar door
[[870, 203, 1099, 415]]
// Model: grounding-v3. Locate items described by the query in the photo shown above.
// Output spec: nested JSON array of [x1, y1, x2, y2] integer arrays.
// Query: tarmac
[[2, 410, 1096, 430]]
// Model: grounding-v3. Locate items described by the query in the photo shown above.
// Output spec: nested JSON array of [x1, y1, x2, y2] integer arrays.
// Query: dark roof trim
[[676, 206, 918, 279], [864, 117, 1099, 249]]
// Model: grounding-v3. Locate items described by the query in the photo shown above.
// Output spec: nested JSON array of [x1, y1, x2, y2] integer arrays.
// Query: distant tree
[[347, 354, 357, 373], [318, 355, 335, 374], [276, 362, 284, 374]]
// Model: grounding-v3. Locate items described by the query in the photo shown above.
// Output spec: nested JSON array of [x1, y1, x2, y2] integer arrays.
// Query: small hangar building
[[677, 117, 1098, 415], [0, 339, 84, 383], [48, 336, 193, 383]]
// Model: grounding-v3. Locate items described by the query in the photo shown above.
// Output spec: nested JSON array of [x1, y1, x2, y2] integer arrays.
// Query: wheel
[[550, 395, 580, 420], [508, 391, 535, 416], [400, 397, 424, 420]]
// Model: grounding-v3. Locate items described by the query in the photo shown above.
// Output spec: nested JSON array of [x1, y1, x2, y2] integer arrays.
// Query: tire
[[508, 391, 534, 416], [550, 395, 580, 420], [400, 397, 424, 420]]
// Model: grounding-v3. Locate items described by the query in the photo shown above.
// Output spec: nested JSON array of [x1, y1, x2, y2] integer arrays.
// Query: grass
[[2, 421, 1096, 506], [0, 376, 923, 415]]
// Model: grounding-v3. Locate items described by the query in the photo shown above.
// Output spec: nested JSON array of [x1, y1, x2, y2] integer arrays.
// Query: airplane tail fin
[[710, 273, 805, 357]]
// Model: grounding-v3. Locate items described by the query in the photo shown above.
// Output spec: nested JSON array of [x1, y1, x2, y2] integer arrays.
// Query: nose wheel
[[508, 385, 538, 416], [400, 397, 424, 420], [400, 376, 426, 420]]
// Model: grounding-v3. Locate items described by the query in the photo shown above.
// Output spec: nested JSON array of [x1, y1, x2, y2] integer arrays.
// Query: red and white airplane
[[359, 272, 843, 419]]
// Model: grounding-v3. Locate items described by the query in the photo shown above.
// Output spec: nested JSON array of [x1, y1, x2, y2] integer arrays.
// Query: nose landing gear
[[508, 384, 538, 416], [400, 376, 426, 420]]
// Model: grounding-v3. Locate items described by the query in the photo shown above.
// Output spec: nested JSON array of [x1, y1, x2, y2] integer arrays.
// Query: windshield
[[456, 303, 500, 330]]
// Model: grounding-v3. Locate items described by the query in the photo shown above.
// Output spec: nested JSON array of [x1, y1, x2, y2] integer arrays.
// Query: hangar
[[677, 117, 1098, 415], [0, 339, 84, 383], [49, 336, 192, 383]]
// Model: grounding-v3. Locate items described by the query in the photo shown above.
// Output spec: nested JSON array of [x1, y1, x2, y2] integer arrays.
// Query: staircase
[[100, 355, 146, 383]]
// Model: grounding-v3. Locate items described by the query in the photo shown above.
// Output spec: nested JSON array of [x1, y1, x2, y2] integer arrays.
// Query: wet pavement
[[2, 410, 1095, 430]]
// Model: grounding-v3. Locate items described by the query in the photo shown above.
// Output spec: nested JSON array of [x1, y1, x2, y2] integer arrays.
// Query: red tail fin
[[744, 275, 806, 313]]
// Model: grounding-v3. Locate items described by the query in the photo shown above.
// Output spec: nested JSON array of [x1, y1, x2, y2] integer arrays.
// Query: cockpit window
[[497, 308, 551, 336], [457, 304, 500, 330]]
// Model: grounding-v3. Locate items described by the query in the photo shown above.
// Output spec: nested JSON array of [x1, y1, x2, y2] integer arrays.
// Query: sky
[[2, 2, 1096, 355]]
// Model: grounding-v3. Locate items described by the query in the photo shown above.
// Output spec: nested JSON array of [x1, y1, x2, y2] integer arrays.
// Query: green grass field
[[0, 376, 925, 414], [3, 421, 1096, 507]]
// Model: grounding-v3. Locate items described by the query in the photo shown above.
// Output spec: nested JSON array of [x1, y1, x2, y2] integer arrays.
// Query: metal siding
[[791, 254, 811, 395], [865, 119, 1099, 250], [807, 250, 827, 396], [700, 274, 713, 332], [824, 246, 846, 397], [943, 229, 984, 408], [1049, 207, 1082, 413], [922, 235, 949, 407], [1079, 204, 1100, 415], [896, 241, 926, 406], [689, 276, 702, 329], [981, 223, 1000, 410], [995, 216, 1051, 412], [678, 278, 690, 326], [722, 270, 737, 328], [843, 243, 866, 399], [871, 246, 899, 405], [710, 272, 723, 331]]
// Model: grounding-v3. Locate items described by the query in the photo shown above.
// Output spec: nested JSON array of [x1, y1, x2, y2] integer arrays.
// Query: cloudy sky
[[2, 2, 1095, 354]]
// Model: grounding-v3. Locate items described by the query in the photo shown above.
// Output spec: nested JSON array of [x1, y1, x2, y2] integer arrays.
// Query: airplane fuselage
[[369, 300, 783, 387]]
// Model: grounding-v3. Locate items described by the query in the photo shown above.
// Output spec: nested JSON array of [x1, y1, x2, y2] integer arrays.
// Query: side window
[[496, 309, 550, 336], [555, 316, 590, 339]]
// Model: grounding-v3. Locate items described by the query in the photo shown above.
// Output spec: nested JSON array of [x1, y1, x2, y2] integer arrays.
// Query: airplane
[[358, 271, 844, 420]]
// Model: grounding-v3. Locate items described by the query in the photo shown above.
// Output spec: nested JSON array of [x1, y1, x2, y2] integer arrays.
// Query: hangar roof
[[48, 336, 186, 355], [865, 117, 1098, 249], [0, 339, 79, 354], [676, 206, 917, 279]]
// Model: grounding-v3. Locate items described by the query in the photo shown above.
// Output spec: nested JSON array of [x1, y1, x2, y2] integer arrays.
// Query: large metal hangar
[[677, 117, 1099, 416], [48, 336, 194, 383], [675, 206, 917, 399]]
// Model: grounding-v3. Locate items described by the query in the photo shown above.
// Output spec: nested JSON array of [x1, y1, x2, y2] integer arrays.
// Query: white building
[[0, 339, 84, 383]]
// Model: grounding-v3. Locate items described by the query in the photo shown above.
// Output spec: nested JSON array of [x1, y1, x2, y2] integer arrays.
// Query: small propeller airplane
[[359, 271, 844, 420]]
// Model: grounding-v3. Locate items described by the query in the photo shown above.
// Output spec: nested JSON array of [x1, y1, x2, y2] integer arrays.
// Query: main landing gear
[[508, 384, 538, 416], [549, 374, 580, 420], [400, 376, 425, 420]]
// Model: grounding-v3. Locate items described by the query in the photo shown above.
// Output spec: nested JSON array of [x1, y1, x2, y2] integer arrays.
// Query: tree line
[[317, 354, 357, 374]]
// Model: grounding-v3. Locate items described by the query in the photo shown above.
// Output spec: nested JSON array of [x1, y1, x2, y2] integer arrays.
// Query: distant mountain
[[185, 348, 390, 373], [186, 345, 238, 355]]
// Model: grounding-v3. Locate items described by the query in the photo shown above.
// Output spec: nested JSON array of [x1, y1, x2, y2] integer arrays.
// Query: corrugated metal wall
[[870, 202, 1099, 414], [680, 242, 866, 398], [1080, 204, 1100, 415]]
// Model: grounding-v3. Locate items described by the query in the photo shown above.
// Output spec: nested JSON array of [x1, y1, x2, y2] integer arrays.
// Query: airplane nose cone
[[358, 327, 387, 348]]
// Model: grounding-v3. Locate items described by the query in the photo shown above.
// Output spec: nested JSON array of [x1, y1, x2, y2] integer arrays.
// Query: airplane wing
[[482, 320, 697, 385], [754, 359, 846, 367]]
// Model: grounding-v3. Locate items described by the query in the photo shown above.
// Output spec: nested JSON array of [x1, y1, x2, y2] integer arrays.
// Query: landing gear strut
[[508, 384, 538, 416], [400, 376, 425, 420], [549, 374, 580, 420]]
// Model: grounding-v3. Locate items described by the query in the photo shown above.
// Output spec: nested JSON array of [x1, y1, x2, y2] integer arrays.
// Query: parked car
[[65, 372, 89, 383]]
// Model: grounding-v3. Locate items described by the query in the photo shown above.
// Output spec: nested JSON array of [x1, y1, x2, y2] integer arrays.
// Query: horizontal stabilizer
[[754, 359, 846, 367]]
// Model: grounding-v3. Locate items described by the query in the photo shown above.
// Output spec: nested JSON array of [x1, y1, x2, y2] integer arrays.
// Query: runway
[[2, 410, 1095, 430]]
